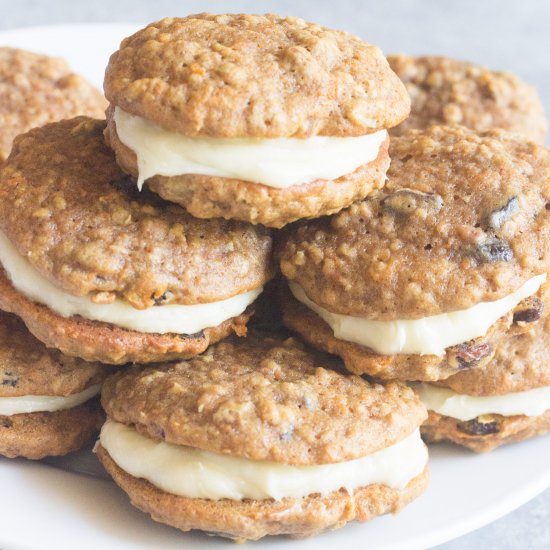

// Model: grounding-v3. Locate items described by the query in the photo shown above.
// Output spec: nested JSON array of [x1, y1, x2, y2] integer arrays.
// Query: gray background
[[0, 0, 548, 548]]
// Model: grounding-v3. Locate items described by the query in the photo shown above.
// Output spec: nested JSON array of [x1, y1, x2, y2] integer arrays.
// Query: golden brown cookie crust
[[105, 116, 390, 228], [0, 47, 106, 162], [104, 14, 410, 138], [102, 331, 426, 464], [0, 117, 273, 308], [0, 268, 252, 365], [280, 125, 550, 319], [0, 311, 110, 396], [97, 445, 428, 541], [280, 287, 542, 381], [434, 316, 550, 395], [388, 55, 548, 143], [0, 400, 104, 459], [421, 409, 550, 453]]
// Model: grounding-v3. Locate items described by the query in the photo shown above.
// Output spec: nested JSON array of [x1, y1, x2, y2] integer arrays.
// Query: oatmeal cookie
[[97, 332, 428, 540], [0, 118, 273, 364], [105, 120, 390, 228], [0, 47, 106, 162], [0, 118, 272, 306], [0, 268, 252, 365], [418, 318, 550, 451], [105, 15, 409, 138], [104, 14, 410, 226], [280, 125, 550, 318], [97, 446, 428, 541], [0, 312, 110, 459], [279, 125, 550, 380], [388, 55, 547, 143]]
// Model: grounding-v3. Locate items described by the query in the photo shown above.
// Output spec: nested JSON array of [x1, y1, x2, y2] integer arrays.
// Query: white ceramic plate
[[0, 23, 549, 550]]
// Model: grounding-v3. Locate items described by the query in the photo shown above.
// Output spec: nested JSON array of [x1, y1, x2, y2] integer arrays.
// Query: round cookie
[[280, 124, 550, 381], [104, 14, 410, 227], [97, 332, 428, 541], [0, 311, 109, 459], [388, 55, 547, 143], [417, 317, 550, 452], [0, 47, 107, 163], [0, 117, 273, 364]]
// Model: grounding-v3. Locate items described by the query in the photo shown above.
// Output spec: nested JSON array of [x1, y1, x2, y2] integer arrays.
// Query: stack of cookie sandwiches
[[0, 10, 549, 544], [280, 123, 550, 449], [93, 14, 430, 539], [0, 12, 433, 541]]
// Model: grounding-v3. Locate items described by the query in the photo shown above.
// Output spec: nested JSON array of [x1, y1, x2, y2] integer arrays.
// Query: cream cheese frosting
[[99, 420, 428, 501], [289, 274, 546, 356], [0, 384, 101, 416], [414, 383, 550, 421], [0, 230, 261, 334], [114, 107, 388, 190]]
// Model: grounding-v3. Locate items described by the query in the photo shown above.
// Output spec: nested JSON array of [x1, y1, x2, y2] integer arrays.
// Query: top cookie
[[279, 125, 550, 319], [0, 117, 273, 308], [102, 331, 426, 465], [388, 55, 547, 143], [0, 311, 108, 397], [435, 316, 550, 396], [0, 47, 107, 162], [104, 14, 410, 138]]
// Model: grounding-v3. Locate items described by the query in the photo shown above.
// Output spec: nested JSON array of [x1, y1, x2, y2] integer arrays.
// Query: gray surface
[[0, 0, 548, 548]]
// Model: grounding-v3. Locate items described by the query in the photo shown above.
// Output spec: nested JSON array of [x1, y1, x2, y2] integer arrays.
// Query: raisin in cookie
[[415, 317, 550, 452]]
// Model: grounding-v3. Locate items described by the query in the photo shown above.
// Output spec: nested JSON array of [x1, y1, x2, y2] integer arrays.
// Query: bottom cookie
[[281, 287, 519, 381], [421, 410, 550, 453], [0, 399, 104, 459], [97, 445, 429, 541], [0, 267, 252, 364]]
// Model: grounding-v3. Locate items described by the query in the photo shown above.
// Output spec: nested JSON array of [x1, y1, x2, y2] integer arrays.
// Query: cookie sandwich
[[96, 332, 428, 541], [416, 317, 550, 452], [0, 311, 109, 459], [280, 124, 550, 381], [0, 117, 273, 365], [388, 55, 547, 143], [0, 47, 106, 163], [104, 14, 410, 227]]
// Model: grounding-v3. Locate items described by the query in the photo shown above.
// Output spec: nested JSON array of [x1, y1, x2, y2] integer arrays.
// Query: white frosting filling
[[0, 384, 100, 416], [289, 274, 546, 356], [414, 383, 550, 421], [99, 420, 428, 501], [114, 107, 388, 190], [0, 230, 261, 334]]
